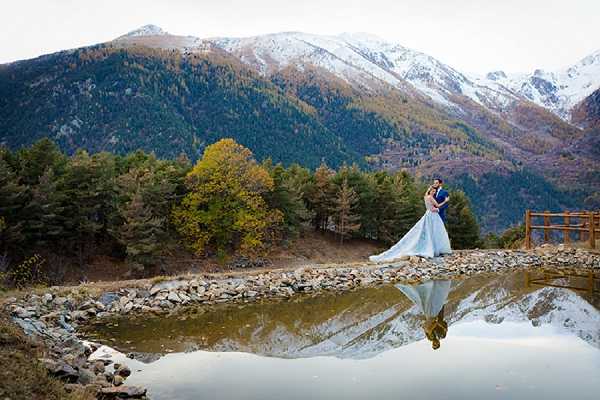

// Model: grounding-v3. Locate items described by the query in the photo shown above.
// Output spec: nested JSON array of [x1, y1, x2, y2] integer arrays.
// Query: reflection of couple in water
[[396, 280, 451, 350]]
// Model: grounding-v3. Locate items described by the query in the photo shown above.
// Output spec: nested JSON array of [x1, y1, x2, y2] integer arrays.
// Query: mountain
[[0, 43, 361, 168], [117, 24, 169, 39], [476, 50, 600, 120], [572, 87, 600, 129], [1, 25, 598, 231]]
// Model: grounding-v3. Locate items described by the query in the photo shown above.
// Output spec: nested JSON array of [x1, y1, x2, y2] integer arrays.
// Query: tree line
[[0, 138, 481, 284]]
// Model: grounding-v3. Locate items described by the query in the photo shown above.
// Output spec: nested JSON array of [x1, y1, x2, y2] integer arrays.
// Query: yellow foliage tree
[[172, 138, 282, 258]]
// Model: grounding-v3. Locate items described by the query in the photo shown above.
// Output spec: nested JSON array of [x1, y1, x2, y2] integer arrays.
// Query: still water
[[85, 270, 600, 400]]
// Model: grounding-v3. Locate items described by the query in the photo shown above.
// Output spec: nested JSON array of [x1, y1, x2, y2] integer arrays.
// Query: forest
[[0, 138, 482, 287]]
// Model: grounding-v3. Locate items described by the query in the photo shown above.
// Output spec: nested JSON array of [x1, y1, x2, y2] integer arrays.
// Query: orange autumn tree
[[172, 138, 282, 258]]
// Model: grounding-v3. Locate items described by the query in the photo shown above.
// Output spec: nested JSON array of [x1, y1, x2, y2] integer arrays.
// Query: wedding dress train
[[369, 197, 452, 261]]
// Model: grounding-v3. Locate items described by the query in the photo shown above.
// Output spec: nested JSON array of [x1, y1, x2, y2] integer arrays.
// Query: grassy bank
[[0, 316, 95, 400]]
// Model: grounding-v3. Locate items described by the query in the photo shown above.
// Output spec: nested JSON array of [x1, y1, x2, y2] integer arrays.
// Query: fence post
[[564, 211, 570, 245], [590, 211, 597, 250], [543, 211, 550, 243], [525, 210, 532, 249]]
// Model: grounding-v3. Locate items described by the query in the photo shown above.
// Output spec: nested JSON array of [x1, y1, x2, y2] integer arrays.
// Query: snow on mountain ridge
[[474, 49, 600, 119], [113, 26, 600, 120], [118, 24, 168, 39]]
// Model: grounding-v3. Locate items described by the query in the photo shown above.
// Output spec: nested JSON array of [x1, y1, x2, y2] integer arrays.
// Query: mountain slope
[[572, 87, 600, 129], [0, 44, 360, 168], [1, 26, 598, 231], [477, 50, 600, 120]]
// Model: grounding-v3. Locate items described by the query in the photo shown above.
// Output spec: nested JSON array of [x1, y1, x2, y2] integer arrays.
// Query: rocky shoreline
[[3, 246, 600, 399]]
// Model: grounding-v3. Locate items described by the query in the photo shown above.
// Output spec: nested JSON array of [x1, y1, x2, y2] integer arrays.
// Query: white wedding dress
[[369, 196, 452, 261]]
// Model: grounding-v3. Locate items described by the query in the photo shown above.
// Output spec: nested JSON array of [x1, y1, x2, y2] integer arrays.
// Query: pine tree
[[18, 138, 66, 185], [116, 191, 165, 266], [0, 157, 27, 250], [392, 171, 422, 237], [446, 190, 481, 249], [333, 178, 361, 243], [23, 168, 66, 246], [333, 165, 377, 239], [306, 162, 335, 231], [61, 150, 118, 263], [263, 163, 312, 237]]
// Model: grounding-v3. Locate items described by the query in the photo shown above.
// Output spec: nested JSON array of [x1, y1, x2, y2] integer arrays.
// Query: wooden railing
[[524, 210, 600, 250]]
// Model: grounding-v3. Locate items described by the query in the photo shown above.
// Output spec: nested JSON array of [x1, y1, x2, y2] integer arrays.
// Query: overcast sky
[[2, 0, 599, 73]]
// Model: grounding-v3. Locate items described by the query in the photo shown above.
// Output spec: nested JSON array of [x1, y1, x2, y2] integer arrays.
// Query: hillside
[[1, 26, 598, 231], [0, 45, 359, 168]]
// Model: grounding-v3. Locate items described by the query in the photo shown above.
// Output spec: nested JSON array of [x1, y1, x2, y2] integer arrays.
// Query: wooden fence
[[525, 269, 599, 296], [524, 210, 600, 250]]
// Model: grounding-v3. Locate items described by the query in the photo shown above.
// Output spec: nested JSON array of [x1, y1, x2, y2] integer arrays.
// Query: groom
[[432, 178, 450, 224]]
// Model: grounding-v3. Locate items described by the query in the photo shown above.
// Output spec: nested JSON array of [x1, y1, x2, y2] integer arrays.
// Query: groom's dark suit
[[434, 188, 449, 224]]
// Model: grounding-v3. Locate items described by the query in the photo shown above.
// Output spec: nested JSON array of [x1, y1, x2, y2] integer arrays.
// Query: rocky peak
[[485, 70, 507, 81], [117, 24, 168, 40]]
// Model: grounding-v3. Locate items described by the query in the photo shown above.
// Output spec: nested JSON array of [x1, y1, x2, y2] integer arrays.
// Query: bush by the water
[[0, 138, 481, 285]]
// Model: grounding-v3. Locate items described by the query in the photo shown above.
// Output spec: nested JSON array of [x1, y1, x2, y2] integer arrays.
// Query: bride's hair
[[424, 186, 436, 197]]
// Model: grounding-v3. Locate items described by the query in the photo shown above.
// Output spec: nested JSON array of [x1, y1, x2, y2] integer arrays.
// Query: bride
[[369, 186, 452, 261]]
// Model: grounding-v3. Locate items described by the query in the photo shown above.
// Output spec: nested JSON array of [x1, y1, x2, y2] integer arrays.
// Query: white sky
[[1, 0, 599, 73]]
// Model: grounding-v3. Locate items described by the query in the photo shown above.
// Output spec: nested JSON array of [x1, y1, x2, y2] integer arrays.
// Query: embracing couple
[[370, 178, 452, 261]]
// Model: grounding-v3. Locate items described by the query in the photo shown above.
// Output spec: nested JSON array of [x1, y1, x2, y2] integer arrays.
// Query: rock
[[53, 297, 68, 306], [100, 386, 147, 398], [98, 292, 120, 307], [93, 360, 106, 374], [116, 364, 132, 377], [149, 285, 162, 295], [42, 358, 79, 383], [77, 368, 96, 385], [179, 292, 191, 303], [42, 293, 54, 304], [113, 374, 126, 386], [152, 280, 186, 292], [167, 292, 182, 303], [126, 352, 163, 364], [123, 302, 134, 313]]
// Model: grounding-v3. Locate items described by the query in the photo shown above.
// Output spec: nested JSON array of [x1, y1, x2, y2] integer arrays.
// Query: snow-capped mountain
[[474, 49, 600, 120], [109, 25, 600, 124], [209, 32, 520, 112], [117, 24, 169, 39], [114, 26, 600, 121]]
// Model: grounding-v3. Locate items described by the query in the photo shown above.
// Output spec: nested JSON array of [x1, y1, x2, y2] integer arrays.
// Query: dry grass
[[0, 315, 96, 400]]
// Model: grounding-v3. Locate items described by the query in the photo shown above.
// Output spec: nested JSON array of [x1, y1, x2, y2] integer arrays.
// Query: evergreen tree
[[392, 171, 422, 237], [17, 138, 66, 185], [446, 190, 481, 249], [333, 178, 361, 243], [61, 150, 118, 263], [22, 168, 66, 246], [306, 162, 335, 231], [333, 165, 377, 239], [115, 191, 165, 266], [371, 171, 421, 244], [263, 163, 312, 237], [0, 156, 27, 250]]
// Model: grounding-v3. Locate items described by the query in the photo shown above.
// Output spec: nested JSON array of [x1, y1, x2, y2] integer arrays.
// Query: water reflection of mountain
[[88, 271, 600, 360]]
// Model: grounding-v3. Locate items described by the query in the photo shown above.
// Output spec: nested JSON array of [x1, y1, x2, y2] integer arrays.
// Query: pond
[[84, 269, 600, 400]]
